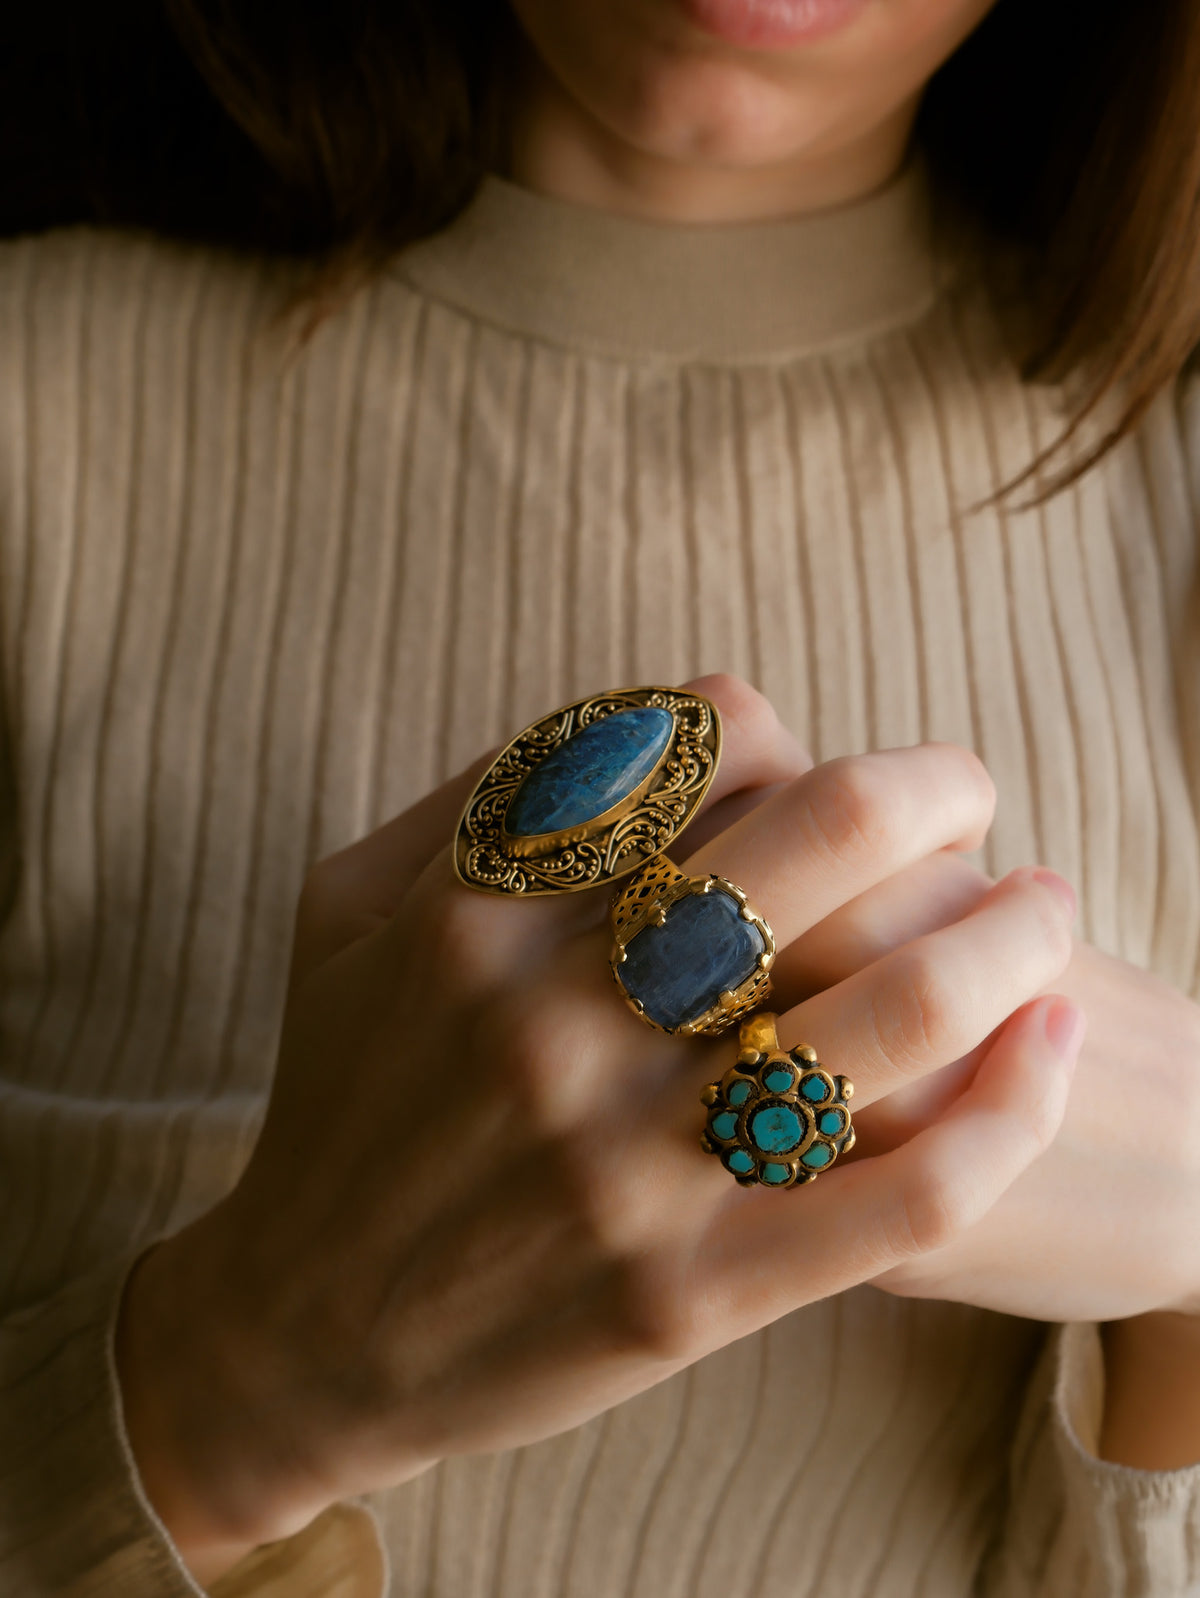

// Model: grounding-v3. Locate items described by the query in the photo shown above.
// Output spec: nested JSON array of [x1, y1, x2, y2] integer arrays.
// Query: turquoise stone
[[749, 1104, 803, 1154], [801, 1143, 833, 1169], [762, 1163, 791, 1185], [800, 1075, 830, 1103], [727, 1149, 755, 1175], [505, 707, 674, 837], [710, 1110, 739, 1141], [620, 887, 766, 1030], [727, 1079, 753, 1106], [818, 1108, 845, 1136], [763, 1066, 793, 1093]]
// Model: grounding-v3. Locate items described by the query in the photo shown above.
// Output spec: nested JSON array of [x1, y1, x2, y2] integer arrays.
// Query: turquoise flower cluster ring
[[701, 1013, 855, 1188]]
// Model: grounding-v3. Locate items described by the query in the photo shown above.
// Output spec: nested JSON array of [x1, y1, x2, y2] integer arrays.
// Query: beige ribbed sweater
[[1, 164, 1199, 1598]]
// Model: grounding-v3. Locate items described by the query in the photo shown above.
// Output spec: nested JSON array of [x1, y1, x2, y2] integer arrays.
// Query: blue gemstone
[[818, 1109, 845, 1136], [727, 1149, 755, 1175], [749, 1104, 803, 1154], [619, 889, 766, 1031], [505, 708, 674, 838], [763, 1067, 793, 1093], [710, 1111, 739, 1141], [800, 1075, 830, 1103], [801, 1143, 833, 1169], [762, 1163, 791, 1185], [727, 1080, 753, 1106]]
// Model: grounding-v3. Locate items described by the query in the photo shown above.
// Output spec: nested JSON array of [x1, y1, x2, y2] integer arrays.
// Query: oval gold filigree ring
[[453, 687, 721, 898]]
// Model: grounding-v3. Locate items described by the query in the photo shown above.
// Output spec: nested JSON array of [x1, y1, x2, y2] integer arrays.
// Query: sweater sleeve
[[0, 1248, 207, 1594], [0, 1244, 388, 1596], [0, 231, 388, 1597], [983, 1323, 1200, 1597]]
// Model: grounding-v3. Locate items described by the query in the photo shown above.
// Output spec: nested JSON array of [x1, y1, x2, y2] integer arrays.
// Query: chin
[[613, 59, 830, 166], [604, 52, 841, 168]]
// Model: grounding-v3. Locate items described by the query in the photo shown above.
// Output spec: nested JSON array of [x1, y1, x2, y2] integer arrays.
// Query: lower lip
[[681, 0, 868, 49]]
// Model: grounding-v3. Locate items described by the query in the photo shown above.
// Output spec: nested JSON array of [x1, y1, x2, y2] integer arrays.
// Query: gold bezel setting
[[609, 862, 776, 1037], [453, 687, 720, 897]]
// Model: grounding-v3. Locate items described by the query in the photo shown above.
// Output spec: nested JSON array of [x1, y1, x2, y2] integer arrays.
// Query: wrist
[[1099, 1310, 1200, 1471], [115, 1221, 331, 1584]]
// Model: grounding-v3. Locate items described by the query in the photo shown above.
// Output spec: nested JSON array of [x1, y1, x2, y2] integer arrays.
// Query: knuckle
[[1024, 887, 1075, 970], [606, 1258, 701, 1362], [929, 742, 997, 816], [873, 948, 964, 1067], [892, 1166, 969, 1257], [804, 756, 897, 866], [692, 673, 775, 742], [418, 885, 503, 976], [488, 988, 578, 1121]]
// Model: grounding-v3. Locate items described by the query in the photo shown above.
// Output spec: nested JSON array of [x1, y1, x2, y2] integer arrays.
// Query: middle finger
[[682, 743, 995, 953]]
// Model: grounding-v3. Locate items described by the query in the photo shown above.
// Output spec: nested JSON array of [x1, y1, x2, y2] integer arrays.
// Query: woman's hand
[[781, 850, 1200, 1325], [870, 941, 1200, 1324], [115, 679, 1079, 1583]]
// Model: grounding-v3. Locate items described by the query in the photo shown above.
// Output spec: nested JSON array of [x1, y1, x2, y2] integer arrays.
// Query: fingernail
[[1042, 997, 1085, 1065], [1032, 868, 1077, 922]]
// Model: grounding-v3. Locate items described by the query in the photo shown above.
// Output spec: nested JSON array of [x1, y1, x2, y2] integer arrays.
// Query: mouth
[[679, 0, 869, 50]]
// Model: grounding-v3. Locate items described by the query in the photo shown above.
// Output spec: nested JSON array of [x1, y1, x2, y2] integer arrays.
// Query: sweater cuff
[[208, 1504, 387, 1598], [0, 1249, 205, 1594], [0, 1250, 389, 1597], [1051, 1321, 1200, 1596]]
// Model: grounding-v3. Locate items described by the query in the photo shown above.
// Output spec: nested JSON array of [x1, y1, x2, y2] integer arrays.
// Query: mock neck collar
[[396, 161, 938, 364]]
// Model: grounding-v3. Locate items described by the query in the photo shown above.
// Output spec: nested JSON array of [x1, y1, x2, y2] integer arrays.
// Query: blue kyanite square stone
[[619, 888, 765, 1030], [505, 707, 674, 838]]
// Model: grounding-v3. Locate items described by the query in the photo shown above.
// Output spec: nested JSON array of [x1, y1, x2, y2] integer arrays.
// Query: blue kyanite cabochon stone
[[505, 707, 674, 838], [620, 889, 765, 1030]]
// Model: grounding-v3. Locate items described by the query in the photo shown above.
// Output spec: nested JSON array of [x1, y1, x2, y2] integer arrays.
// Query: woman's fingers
[[291, 751, 497, 980], [772, 867, 1076, 1109], [698, 992, 1083, 1332], [633, 866, 1075, 1231], [772, 850, 993, 999], [678, 674, 811, 850], [683, 742, 995, 950]]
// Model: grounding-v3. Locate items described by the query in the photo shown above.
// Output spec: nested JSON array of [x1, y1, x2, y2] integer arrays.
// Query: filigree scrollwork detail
[[453, 687, 720, 897]]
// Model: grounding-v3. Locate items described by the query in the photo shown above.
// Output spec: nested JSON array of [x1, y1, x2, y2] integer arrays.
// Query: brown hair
[[3, 1, 1199, 479]]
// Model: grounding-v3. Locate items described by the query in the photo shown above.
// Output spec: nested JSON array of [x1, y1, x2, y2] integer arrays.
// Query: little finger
[[698, 993, 1082, 1331]]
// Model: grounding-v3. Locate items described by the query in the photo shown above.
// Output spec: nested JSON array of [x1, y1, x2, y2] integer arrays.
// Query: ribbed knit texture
[[1, 167, 1198, 1595]]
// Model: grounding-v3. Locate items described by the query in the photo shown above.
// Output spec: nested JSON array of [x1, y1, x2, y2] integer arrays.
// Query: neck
[[506, 48, 918, 225]]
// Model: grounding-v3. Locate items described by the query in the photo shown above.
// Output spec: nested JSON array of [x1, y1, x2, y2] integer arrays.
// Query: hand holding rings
[[453, 686, 852, 1189]]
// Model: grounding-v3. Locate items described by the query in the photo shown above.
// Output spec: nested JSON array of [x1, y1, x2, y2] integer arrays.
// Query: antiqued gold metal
[[700, 1012, 856, 1189], [454, 687, 721, 897], [609, 860, 775, 1037]]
